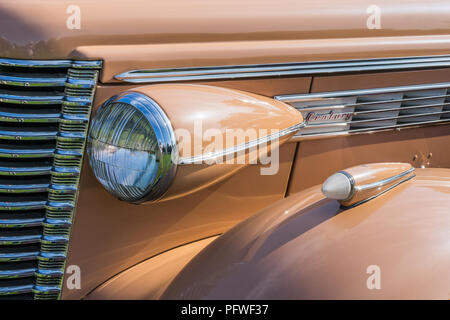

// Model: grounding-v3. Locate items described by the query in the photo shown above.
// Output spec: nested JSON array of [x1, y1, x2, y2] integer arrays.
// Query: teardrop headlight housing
[[87, 91, 178, 203]]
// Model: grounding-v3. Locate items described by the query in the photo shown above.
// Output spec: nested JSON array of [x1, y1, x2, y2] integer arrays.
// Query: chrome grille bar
[[0, 58, 100, 299], [0, 73, 67, 87]]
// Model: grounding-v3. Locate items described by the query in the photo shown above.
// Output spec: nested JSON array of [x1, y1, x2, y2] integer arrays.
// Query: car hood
[[161, 168, 450, 299], [1, 0, 450, 59]]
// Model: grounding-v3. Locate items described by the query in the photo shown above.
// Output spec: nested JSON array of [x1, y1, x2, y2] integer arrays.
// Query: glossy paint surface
[[336, 163, 415, 206], [63, 143, 297, 299], [4, 0, 440, 299], [86, 236, 218, 300], [162, 169, 450, 299], [132, 85, 302, 160], [289, 124, 450, 194], [2, 1, 450, 83], [1, 0, 449, 59], [126, 85, 303, 200]]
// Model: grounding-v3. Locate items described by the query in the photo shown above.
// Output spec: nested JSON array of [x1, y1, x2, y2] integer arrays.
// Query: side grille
[[0, 58, 100, 299], [275, 82, 450, 138]]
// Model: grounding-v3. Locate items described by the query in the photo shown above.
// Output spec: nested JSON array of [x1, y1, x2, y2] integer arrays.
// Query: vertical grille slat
[[275, 82, 450, 138], [0, 58, 100, 299]]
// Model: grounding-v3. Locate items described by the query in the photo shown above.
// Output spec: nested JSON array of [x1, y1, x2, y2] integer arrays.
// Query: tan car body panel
[[85, 236, 218, 300], [63, 142, 297, 299], [64, 73, 450, 299], [2, 0, 450, 83], [289, 124, 450, 194], [132, 84, 302, 160], [2, 0, 446, 300], [161, 168, 450, 299]]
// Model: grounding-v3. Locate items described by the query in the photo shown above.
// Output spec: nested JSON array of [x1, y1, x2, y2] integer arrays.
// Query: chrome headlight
[[87, 92, 177, 203]]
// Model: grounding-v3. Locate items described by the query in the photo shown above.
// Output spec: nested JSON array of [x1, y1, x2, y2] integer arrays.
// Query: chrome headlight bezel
[[87, 91, 178, 203]]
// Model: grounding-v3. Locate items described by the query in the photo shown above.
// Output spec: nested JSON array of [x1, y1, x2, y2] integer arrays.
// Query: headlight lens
[[87, 92, 177, 203]]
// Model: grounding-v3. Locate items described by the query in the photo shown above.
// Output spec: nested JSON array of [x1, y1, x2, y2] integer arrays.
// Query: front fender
[[85, 236, 217, 300], [161, 168, 450, 299]]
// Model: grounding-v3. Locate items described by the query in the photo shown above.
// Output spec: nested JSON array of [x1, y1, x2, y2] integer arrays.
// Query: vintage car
[[0, 1, 449, 300]]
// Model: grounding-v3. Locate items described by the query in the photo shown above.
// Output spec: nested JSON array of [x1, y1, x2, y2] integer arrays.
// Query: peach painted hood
[[161, 168, 450, 299], [1, 0, 450, 59]]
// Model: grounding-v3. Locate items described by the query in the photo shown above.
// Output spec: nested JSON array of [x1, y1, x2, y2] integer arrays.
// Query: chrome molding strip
[[0, 165, 52, 176], [177, 122, 305, 165], [115, 55, 450, 83], [0, 92, 64, 105], [275, 82, 450, 102], [0, 284, 61, 296], [0, 58, 102, 69], [345, 171, 416, 209], [290, 119, 450, 141], [356, 168, 415, 192], [0, 284, 34, 295], [301, 111, 450, 129], [0, 74, 66, 87], [0, 147, 55, 158]]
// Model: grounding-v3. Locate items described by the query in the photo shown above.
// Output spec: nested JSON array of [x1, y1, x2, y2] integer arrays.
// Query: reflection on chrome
[[87, 92, 178, 203]]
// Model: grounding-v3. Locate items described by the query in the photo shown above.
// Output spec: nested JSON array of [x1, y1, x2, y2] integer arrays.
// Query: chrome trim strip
[[354, 101, 450, 116], [0, 235, 67, 246], [0, 165, 52, 176], [32, 285, 61, 295], [285, 95, 450, 113], [0, 111, 60, 123], [0, 147, 55, 158], [0, 58, 102, 69], [0, 129, 58, 140], [0, 251, 40, 262], [303, 111, 450, 129], [0, 268, 36, 279], [178, 121, 305, 165], [0, 201, 47, 211], [290, 119, 450, 141], [0, 217, 44, 227], [351, 111, 450, 124], [344, 172, 416, 209], [0, 74, 66, 87], [0, 267, 65, 280], [115, 55, 450, 83], [0, 235, 42, 245], [0, 92, 64, 105], [0, 183, 50, 193], [0, 58, 71, 68], [0, 217, 72, 228], [65, 77, 96, 89], [0, 284, 34, 295], [356, 167, 415, 192], [275, 82, 450, 102]]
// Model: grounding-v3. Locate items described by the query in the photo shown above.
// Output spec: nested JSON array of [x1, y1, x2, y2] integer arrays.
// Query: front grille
[[0, 58, 100, 299], [276, 82, 450, 138]]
